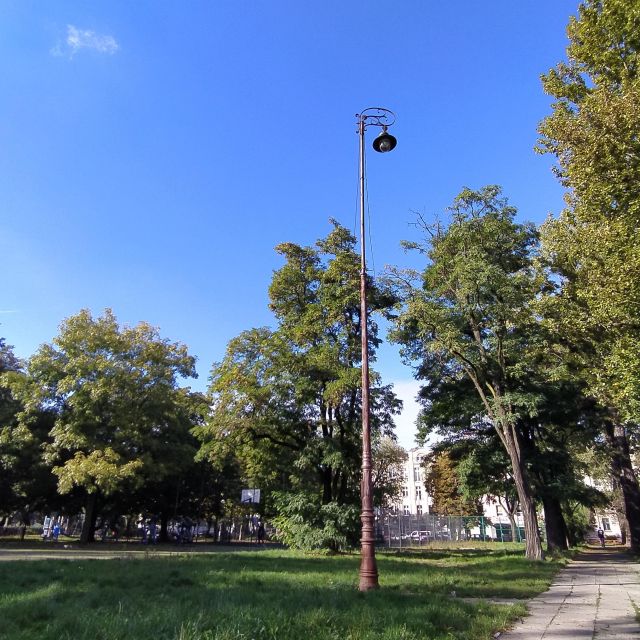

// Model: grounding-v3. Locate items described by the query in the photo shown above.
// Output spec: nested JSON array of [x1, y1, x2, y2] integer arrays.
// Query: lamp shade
[[372, 131, 397, 153]]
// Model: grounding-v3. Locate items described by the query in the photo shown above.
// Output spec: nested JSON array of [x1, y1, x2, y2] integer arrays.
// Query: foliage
[[538, 0, 640, 420], [271, 491, 360, 552], [3, 310, 202, 540], [424, 449, 481, 516], [196, 222, 401, 547], [562, 502, 594, 544], [389, 186, 545, 559], [538, 0, 640, 552], [0, 339, 58, 519], [456, 437, 518, 511], [371, 437, 408, 508]]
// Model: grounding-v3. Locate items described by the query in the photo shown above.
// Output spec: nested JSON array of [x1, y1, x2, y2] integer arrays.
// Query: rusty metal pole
[[358, 114, 379, 591]]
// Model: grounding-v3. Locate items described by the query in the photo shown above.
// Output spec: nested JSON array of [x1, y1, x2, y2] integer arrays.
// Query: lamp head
[[372, 127, 397, 153]]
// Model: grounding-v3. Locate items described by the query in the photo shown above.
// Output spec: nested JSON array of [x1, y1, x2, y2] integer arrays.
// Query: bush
[[562, 502, 592, 545], [271, 491, 360, 552]]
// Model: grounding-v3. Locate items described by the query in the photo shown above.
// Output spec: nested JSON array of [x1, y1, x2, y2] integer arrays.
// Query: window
[[403, 505, 410, 516], [416, 487, 422, 501], [602, 518, 611, 531], [413, 466, 422, 482], [496, 505, 502, 517], [416, 505, 423, 516], [402, 486, 409, 498]]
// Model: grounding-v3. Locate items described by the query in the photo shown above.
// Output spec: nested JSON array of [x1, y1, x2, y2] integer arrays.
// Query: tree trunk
[[321, 467, 332, 504], [615, 507, 628, 546], [80, 491, 98, 544], [503, 424, 544, 560], [541, 494, 568, 553], [605, 422, 640, 552], [499, 497, 520, 542], [159, 511, 170, 543], [507, 511, 519, 542], [211, 518, 218, 543]]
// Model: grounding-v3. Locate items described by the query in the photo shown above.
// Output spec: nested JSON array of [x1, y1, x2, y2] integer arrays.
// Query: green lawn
[[0, 546, 564, 640]]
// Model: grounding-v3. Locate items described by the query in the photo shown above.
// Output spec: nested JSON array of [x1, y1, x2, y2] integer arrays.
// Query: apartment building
[[392, 447, 432, 515]]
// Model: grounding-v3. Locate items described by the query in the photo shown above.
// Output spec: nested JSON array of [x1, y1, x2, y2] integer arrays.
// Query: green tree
[[457, 439, 521, 537], [5, 309, 200, 543], [418, 372, 602, 552], [0, 339, 57, 524], [424, 449, 481, 516], [390, 186, 545, 560], [196, 222, 401, 549], [371, 437, 408, 509], [0, 339, 22, 494], [538, 0, 640, 551]]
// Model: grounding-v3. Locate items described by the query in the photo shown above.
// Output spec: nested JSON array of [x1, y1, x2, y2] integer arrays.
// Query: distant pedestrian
[[257, 520, 265, 544], [149, 517, 158, 544], [597, 528, 605, 548], [52, 523, 60, 542], [139, 518, 147, 544]]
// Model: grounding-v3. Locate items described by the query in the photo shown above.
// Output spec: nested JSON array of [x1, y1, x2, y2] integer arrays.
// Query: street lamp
[[356, 107, 397, 591]]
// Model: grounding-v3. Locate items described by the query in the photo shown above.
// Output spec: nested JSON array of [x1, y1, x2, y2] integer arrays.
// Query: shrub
[[271, 491, 360, 552]]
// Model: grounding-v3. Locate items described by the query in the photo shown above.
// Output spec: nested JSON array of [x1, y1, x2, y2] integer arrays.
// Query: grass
[[0, 544, 565, 640]]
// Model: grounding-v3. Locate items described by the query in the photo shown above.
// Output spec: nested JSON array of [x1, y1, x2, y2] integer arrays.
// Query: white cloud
[[51, 25, 119, 58]]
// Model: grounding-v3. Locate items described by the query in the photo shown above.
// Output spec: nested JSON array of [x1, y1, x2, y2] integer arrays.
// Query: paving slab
[[500, 548, 640, 640]]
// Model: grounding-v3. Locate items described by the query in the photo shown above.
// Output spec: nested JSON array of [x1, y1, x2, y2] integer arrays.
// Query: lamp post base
[[359, 510, 379, 591], [359, 565, 380, 591]]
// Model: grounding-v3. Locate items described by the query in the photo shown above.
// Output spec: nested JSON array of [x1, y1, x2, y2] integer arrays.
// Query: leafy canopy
[[5, 309, 200, 497]]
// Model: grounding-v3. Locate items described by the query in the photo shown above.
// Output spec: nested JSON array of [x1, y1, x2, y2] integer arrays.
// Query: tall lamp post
[[356, 107, 397, 592]]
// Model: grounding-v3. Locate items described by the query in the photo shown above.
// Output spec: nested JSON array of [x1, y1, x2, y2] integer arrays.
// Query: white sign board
[[241, 488, 261, 504]]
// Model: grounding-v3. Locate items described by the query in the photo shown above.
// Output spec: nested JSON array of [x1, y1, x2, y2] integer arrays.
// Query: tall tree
[[424, 449, 481, 516], [196, 222, 401, 549], [538, 0, 640, 551], [371, 437, 408, 509], [0, 339, 55, 522], [457, 438, 522, 538], [5, 309, 200, 543], [390, 186, 545, 560]]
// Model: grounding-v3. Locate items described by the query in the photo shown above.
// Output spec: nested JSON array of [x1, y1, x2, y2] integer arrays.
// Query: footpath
[[0, 542, 273, 561], [500, 547, 640, 639]]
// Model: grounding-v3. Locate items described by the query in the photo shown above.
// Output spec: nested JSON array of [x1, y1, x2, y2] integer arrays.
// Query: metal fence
[[377, 512, 527, 548]]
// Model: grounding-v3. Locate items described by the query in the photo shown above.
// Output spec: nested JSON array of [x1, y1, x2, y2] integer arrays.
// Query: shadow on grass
[[0, 550, 557, 640]]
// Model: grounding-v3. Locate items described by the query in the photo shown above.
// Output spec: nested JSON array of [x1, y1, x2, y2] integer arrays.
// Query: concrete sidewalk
[[500, 547, 640, 639]]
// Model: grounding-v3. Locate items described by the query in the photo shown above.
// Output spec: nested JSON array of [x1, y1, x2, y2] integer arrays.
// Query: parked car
[[409, 530, 430, 542]]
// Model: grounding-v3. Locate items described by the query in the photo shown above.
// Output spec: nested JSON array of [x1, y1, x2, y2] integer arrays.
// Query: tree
[[5, 309, 200, 543], [390, 186, 545, 559], [538, 0, 640, 551], [371, 437, 408, 509], [196, 222, 401, 549], [0, 339, 56, 523], [425, 449, 481, 516], [457, 439, 521, 537]]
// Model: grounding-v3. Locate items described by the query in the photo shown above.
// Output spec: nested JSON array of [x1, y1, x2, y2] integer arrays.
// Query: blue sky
[[1, 1, 577, 446]]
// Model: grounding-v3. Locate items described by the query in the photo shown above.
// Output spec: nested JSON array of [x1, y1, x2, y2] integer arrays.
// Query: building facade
[[391, 447, 432, 516], [388, 446, 623, 544]]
